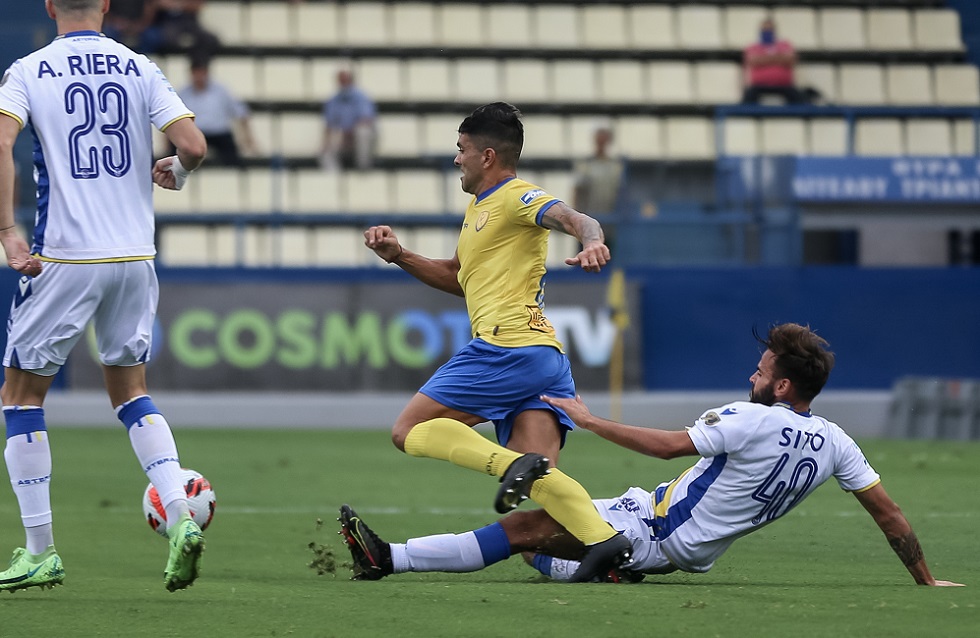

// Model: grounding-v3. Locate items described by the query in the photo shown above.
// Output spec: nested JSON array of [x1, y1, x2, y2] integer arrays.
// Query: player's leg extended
[[0, 368, 65, 592]]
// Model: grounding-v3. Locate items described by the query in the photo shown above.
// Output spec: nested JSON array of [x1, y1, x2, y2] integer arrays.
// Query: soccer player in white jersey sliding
[[0, 0, 207, 593], [340, 323, 963, 586]]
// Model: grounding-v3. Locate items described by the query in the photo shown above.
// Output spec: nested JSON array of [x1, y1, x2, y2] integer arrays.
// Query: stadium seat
[[567, 116, 605, 158], [808, 119, 850, 156], [260, 58, 309, 101], [547, 232, 580, 268], [552, 61, 597, 103], [486, 5, 532, 48], [278, 113, 321, 158], [597, 61, 646, 104], [723, 118, 760, 156], [664, 117, 715, 159], [376, 114, 421, 158], [210, 58, 259, 101], [343, 171, 393, 214], [295, 2, 341, 46], [454, 59, 501, 103], [405, 59, 452, 101], [246, 2, 293, 46], [391, 170, 445, 214], [838, 64, 886, 105], [409, 228, 459, 260], [628, 5, 676, 50], [818, 8, 866, 51], [771, 7, 819, 50], [154, 180, 196, 214], [159, 226, 210, 267], [197, 169, 244, 213], [648, 62, 695, 104], [694, 62, 742, 104], [436, 4, 486, 47], [520, 115, 568, 159], [212, 226, 238, 266], [854, 119, 905, 156], [391, 3, 437, 47], [614, 116, 664, 160], [310, 58, 346, 101], [533, 5, 581, 49], [198, 2, 245, 46], [355, 58, 404, 102], [278, 226, 314, 268], [934, 65, 980, 106], [885, 65, 933, 105], [953, 120, 977, 155], [313, 227, 370, 267], [342, 2, 390, 46], [243, 168, 283, 213], [540, 170, 575, 205], [582, 5, 628, 50], [420, 113, 464, 156], [905, 119, 953, 156], [724, 6, 769, 50], [501, 59, 551, 103], [249, 112, 277, 157], [677, 6, 724, 50], [761, 119, 808, 156], [912, 9, 965, 51], [286, 170, 343, 214], [157, 55, 189, 92], [443, 171, 472, 214], [242, 227, 274, 268], [867, 9, 914, 51], [797, 64, 838, 104]]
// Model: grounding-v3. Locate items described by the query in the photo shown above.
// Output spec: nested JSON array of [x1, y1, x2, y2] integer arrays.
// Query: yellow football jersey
[[456, 177, 565, 351]]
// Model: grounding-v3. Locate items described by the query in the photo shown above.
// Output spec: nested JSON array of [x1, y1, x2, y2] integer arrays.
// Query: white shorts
[[4, 261, 159, 375], [593, 486, 680, 575]]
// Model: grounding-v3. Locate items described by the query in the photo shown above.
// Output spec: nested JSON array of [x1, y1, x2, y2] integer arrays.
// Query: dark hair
[[457, 102, 524, 168], [754, 323, 835, 402]]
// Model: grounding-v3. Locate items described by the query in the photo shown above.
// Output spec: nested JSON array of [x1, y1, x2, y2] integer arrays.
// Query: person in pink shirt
[[741, 18, 807, 105]]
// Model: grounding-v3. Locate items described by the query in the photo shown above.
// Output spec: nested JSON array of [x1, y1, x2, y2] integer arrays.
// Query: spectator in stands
[[104, 0, 164, 53], [154, 0, 220, 60], [175, 57, 256, 166], [741, 17, 807, 105], [320, 69, 377, 171], [572, 121, 625, 248]]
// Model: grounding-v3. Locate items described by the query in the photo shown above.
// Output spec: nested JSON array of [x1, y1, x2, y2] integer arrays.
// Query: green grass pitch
[[1, 427, 977, 637]]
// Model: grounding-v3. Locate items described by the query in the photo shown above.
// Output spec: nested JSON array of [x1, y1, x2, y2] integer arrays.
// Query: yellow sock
[[403, 418, 520, 476], [529, 469, 617, 546]]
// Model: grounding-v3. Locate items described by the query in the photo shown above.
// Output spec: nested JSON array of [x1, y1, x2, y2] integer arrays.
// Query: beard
[[749, 381, 776, 406]]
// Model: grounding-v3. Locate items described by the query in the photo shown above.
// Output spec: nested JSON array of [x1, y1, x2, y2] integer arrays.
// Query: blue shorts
[[419, 338, 577, 448]]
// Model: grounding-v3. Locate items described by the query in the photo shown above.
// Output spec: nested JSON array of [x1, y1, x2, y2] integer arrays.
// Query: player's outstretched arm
[[853, 484, 964, 586], [541, 394, 697, 459], [539, 202, 610, 273], [363, 225, 464, 297], [0, 115, 41, 277]]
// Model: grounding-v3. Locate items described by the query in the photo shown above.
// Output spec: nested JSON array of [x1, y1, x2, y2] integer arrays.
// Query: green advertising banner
[[66, 281, 642, 391]]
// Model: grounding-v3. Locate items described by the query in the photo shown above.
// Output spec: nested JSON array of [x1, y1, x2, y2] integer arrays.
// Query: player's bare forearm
[[540, 203, 610, 272], [390, 249, 464, 297]]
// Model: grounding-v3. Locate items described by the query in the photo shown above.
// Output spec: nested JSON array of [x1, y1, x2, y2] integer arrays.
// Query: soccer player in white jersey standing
[[0, 0, 207, 593], [339, 323, 962, 586]]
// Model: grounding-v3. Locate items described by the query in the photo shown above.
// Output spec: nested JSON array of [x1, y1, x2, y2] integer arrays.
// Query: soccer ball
[[142, 468, 216, 537]]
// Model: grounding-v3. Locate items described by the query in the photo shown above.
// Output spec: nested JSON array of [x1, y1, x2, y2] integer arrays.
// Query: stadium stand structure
[[132, 1, 979, 268]]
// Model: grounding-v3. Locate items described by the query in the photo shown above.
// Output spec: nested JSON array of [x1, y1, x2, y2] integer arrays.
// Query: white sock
[[391, 532, 488, 573], [530, 554, 578, 581], [4, 429, 55, 553], [125, 409, 189, 527]]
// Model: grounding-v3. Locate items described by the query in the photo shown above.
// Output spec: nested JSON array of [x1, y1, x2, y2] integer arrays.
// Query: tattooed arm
[[853, 484, 963, 586], [539, 202, 610, 273]]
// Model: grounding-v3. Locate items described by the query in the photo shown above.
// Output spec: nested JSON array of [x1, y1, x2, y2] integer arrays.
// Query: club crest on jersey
[[475, 210, 490, 231], [520, 189, 545, 205], [702, 411, 722, 426]]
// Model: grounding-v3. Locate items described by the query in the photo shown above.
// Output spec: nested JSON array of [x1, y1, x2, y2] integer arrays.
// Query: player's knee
[[390, 423, 412, 452]]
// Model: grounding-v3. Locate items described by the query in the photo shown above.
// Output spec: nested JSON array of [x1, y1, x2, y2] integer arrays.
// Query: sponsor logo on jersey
[[721, 407, 738, 415], [520, 189, 545, 205]]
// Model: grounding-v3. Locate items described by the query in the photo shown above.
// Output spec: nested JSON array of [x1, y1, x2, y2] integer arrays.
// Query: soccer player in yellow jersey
[[359, 103, 630, 581]]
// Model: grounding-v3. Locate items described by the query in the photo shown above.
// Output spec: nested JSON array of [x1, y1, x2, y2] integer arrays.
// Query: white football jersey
[[654, 401, 880, 572], [0, 31, 191, 261]]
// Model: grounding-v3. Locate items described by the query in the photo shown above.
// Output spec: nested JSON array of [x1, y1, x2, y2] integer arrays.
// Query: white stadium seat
[[818, 8, 866, 51], [905, 119, 953, 156], [664, 117, 715, 159], [723, 118, 760, 156], [159, 226, 210, 267], [436, 4, 486, 47], [582, 5, 628, 50], [724, 6, 769, 50], [405, 59, 452, 101], [552, 61, 597, 103], [286, 170, 342, 214], [278, 113, 321, 158], [210, 58, 259, 101], [615, 116, 664, 160], [408, 228, 459, 260], [454, 59, 501, 103], [501, 60, 550, 103], [392, 170, 445, 214], [628, 6, 676, 50], [547, 232, 580, 269], [310, 59, 347, 102], [808, 119, 850, 156], [295, 2, 341, 46], [839, 64, 886, 105], [376, 115, 421, 158], [533, 5, 581, 49], [540, 170, 575, 204], [934, 65, 980, 106], [198, 2, 245, 46], [154, 181, 195, 214], [761, 119, 809, 156], [355, 58, 404, 102], [341, 2, 390, 47], [867, 9, 914, 51], [771, 8, 819, 50], [520, 115, 568, 159], [695, 62, 742, 104], [648, 62, 695, 104], [567, 116, 605, 158], [677, 6, 724, 49], [197, 169, 244, 213], [249, 112, 277, 157], [854, 119, 905, 156], [246, 2, 293, 46], [797, 64, 838, 104], [343, 171, 393, 214], [443, 171, 472, 214], [278, 226, 314, 268], [243, 168, 282, 213], [912, 9, 965, 51], [885, 65, 933, 105], [314, 227, 370, 267], [420, 114, 465, 156], [260, 58, 309, 101], [242, 226, 274, 267], [486, 5, 532, 48], [212, 226, 238, 266], [391, 3, 437, 47], [953, 120, 977, 156], [597, 61, 646, 104]]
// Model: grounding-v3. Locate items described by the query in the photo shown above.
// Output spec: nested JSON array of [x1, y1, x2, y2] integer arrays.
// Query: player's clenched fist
[[364, 225, 403, 264]]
